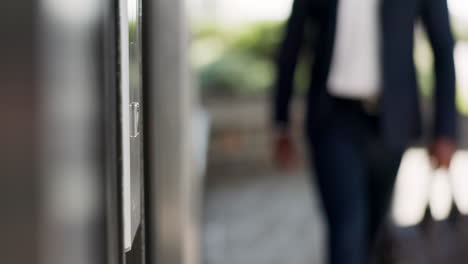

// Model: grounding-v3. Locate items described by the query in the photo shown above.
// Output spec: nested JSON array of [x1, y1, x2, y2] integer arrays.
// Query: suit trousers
[[309, 98, 404, 264]]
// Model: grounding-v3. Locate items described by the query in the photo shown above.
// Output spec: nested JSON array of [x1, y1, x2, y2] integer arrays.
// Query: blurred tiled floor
[[202, 163, 325, 264]]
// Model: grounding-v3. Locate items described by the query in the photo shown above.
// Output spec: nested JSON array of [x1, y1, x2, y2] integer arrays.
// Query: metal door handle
[[130, 102, 140, 138]]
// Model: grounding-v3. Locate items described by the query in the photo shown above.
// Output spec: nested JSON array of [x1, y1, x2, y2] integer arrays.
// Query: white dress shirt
[[327, 0, 381, 99]]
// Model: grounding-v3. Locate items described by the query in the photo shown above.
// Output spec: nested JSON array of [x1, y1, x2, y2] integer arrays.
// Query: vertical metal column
[[37, 0, 122, 263], [1, 0, 125, 263], [143, 0, 197, 264]]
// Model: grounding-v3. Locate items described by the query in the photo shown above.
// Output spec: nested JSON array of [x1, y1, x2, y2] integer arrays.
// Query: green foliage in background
[[230, 22, 283, 61], [198, 52, 273, 96], [192, 22, 279, 97], [192, 22, 313, 97]]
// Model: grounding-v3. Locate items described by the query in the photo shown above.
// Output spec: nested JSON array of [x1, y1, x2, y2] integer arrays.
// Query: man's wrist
[[432, 136, 456, 146]]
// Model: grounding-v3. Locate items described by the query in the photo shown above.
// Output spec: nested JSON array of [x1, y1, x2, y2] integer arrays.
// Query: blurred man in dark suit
[[272, 0, 458, 263]]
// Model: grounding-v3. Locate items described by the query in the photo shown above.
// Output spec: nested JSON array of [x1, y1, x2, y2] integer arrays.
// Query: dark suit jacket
[[273, 0, 457, 148]]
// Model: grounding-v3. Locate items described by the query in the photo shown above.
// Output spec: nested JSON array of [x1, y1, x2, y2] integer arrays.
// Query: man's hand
[[429, 138, 456, 169], [272, 129, 299, 172]]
